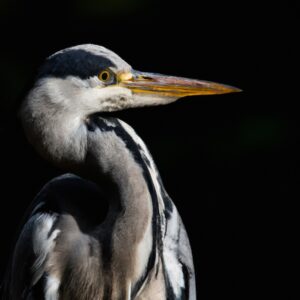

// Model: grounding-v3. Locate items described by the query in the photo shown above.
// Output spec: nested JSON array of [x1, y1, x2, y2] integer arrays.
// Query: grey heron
[[2, 44, 240, 299]]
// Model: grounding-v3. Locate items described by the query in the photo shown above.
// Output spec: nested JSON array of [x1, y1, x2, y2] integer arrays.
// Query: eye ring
[[98, 70, 111, 82]]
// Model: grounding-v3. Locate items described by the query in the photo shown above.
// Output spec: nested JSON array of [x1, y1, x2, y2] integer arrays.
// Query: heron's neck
[[83, 116, 160, 291], [84, 116, 155, 220], [22, 98, 162, 294]]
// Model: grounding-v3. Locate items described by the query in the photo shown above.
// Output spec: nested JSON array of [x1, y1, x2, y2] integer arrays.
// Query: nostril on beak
[[140, 75, 153, 80]]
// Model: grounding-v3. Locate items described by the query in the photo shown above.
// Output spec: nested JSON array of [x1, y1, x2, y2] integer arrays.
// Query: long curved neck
[[84, 116, 156, 236], [21, 88, 158, 230], [80, 116, 162, 297], [24, 103, 162, 295]]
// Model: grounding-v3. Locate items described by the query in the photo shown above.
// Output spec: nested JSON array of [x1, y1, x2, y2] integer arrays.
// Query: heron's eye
[[98, 70, 111, 82]]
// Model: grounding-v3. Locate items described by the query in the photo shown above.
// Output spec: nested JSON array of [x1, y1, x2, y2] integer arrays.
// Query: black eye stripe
[[38, 49, 116, 80]]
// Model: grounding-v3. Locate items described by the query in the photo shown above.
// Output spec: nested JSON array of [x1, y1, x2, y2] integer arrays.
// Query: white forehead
[[50, 44, 132, 72]]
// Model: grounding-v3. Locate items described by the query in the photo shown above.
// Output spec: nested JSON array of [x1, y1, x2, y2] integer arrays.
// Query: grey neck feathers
[[20, 78, 88, 169], [20, 83, 157, 236], [21, 84, 163, 293]]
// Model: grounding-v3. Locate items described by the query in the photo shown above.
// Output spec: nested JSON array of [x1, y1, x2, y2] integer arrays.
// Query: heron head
[[28, 44, 240, 116], [20, 44, 241, 166]]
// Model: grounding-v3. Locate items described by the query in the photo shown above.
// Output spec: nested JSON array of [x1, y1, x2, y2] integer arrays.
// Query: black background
[[0, 0, 298, 299]]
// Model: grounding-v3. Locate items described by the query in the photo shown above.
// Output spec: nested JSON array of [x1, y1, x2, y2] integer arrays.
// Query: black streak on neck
[[87, 115, 162, 298]]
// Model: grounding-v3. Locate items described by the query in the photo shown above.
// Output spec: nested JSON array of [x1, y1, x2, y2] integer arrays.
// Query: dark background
[[0, 0, 298, 299]]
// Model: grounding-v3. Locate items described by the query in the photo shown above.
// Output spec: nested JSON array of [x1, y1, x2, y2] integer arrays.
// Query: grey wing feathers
[[1, 174, 95, 300], [177, 216, 196, 300], [2, 212, 59, 300], [162, 200, 196, 300]]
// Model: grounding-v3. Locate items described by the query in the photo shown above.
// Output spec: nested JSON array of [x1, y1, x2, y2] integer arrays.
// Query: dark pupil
[[101, 72, 109, 81]]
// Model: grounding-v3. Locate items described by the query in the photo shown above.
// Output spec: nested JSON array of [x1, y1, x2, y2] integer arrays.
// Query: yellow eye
[[98, 70, 111, 82]]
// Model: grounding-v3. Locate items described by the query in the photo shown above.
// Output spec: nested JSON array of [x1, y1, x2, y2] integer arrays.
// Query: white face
[[41, 74, 135, 115], [33, 48, 162, 116], [32, 44, 137, 115]]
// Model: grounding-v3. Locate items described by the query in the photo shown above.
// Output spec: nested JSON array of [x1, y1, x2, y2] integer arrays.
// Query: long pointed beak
[[119, 70, 241, 98]]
